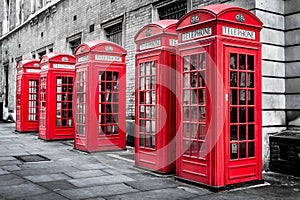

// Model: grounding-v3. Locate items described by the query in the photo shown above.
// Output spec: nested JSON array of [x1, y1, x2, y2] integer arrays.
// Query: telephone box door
[[225, 46, 261, 185]]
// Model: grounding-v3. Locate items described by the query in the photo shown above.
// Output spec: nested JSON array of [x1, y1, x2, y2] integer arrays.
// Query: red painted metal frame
[[134, 20, 178, 173], [15, 59, 41, 132], [74, 40, 127, 152], [38, 53, 76, 140], [176, 4, 263, 187]]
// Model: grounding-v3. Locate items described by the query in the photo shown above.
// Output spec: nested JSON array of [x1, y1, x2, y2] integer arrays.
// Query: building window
[[102, 17, 123, 46], [38, 50, 46, 59], [89, 24, 95, 33], [67, 33, 82, 55], [153, 0, 191, 21], [105, 23, 122, 46]]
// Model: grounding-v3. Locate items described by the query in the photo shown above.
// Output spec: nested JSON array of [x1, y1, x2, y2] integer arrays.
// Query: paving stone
[[125, 179, 183, 191], [102, 167, 140, 175], [24, 173, 70, 183], [0, 157, 17, 161], [17, 192, 69, 200], [106, 187, 197, 200], [0, 160, 22, 166], [0, 174, 27, 186], [0, 169, 9, 175], [65, 170, 108, 179], [58, 183, 138, 200], [68, 174, 135, 187], [75, 163, 107, 170], [38, 180, 77, 191], [125, 173, 160, 180], [1, 165, 21, 171], [0, 183, 48, 199], [13, 166, 79, 176]]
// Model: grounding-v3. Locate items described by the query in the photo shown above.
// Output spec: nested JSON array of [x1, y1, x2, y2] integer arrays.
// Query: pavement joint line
[[226, 182, 271, 192], [107, 153, 135, 163], [129, 165, 174, 178]]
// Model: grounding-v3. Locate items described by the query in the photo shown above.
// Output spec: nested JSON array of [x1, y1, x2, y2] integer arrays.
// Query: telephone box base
[[175, 176, 264, 192]]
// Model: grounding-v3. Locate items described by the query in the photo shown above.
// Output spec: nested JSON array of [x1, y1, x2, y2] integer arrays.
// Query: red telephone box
[[16, 59, 40, 132], [176, 4, 263, 188], [74, 40, 126, 152], [38, 53, 76, 140], [134, 20, 178, 173]]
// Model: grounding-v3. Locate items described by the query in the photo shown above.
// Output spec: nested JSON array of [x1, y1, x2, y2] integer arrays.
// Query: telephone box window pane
[[140, 120, 144, 132], [248, 90, 254, 105], [139, 91, 145, 104], [248, 107, 254, 122], [239, 142, 246, 158], [151, 135, 156, 148], [140, 106, 145, 118], [239, 90, 246, 105], [239, 54, 246, 70], [248, 73, 254, 88], [239, 125, 246, 140], [230, 53, 237, 69], [248, 124, 255, 140], [151, 61, 156, 75], [184, 107, 190, 121], [184, 56, 189, 71], [184, 123, 190, 138], [191, 55, 197, 70], [140, 134, 145, 147], [184, 140, 190, 156], [230, 72, 237, 87], [239, 72, 246, 87], [152, 92, 156, 104], [230, 90, 237, 105], [199, 107, 206, 121], [248, 55, 254, 71], [191, 73, 197, 87], [200, 53, 205, 70], [184, 90, 190, 105], [145, 62, 151, 75], [151, 106, 156, 118], [230, 143, 238, 159], [248, 142, 255, 157], [191, 107, 198, 121], [198, 89, 205, 105], [230, 125, 237, 141], [200, 72, 205, 87], [191, 124, 198, 139], [239, 107, 246, 123], [184, 73, 190, 88], [199, 125, 206, 140], [230, 108, 237, 123]]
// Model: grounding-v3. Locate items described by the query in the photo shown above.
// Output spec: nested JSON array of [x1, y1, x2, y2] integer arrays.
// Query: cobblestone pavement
[[0, 123, 299, 200]]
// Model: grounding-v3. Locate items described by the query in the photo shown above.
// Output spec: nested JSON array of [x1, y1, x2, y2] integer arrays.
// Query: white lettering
[[77, 55, 89, 63], [95, 55, 122, 62], [169, 39, 178, 46], [182, 27, 212, 41], [53, 64, 75, 69], [140, 39, 161, 50], [41, 64, 49, 69], [222, 26, 255, 40], [26, 69, 40, 73]]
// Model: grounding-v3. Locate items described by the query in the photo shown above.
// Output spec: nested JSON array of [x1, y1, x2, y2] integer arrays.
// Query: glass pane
[[184, 123, 190, 138], [200, 72, 205, 87], [199, 107, 206, 121], [198, 89, 205, 105], [248, 142, 255, 157], [113, 72, 118, 81], [230, 72, 237, 87], [239, 90, 246, 105], [146, 120, 151, 132], [151, 121, 156, 133], [239, 72, 246, 87], [140, 63, 144, 76], [247, 55, 254, 70], [184, 73, 190, 88], [240, 142, 246, 158], [140, 106, 144, 118], [184, 56, 189, 71], [239, 107, 246, 123], [230, 90, 237, 105], [191, 73, 197, 87], [239, 125, 246, 140], [139, 91, 145, 104], [146, 62, 150, 75], [248, 124, 255, 140], [230, 143, 238, 159], [200, 53, 205, 69], [191, 124, 198, 139], [230, 53, 237, 69], [183, 90, 190, 105], [230, 125, 237, 141], [140, 134, 144, 147], [184, 140, 190, 155], [151, 106, 156, 118], [191, 107, 198, 121], [107, 72, 112, 80], [191, 55, 197, 70], [199, 125, 206, 140], [152, 61, 156, 75], [151, 135, 156, 148], [145, 106, 150, 118], [230, 107, 237, 123], [151, 77, 156, 89], [249, 107, 254, 122], [139, 120, 144, 132], [145, 77, 150, 90], [184, 107, 190, 121], [248, 90, 254, 105], [239, 54, 246, 70], [152, 92, 156, 104], [248, 73, 254, 88]]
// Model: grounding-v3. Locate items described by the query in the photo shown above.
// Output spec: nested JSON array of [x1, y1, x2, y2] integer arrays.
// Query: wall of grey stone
[[285, 0, 300, 127]]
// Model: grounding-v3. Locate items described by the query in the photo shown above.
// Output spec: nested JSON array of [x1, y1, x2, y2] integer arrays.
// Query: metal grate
[[14, 154, 50, 162]]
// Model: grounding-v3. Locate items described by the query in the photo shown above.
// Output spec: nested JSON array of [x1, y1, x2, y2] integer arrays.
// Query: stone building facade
[[0, 0, 299, 170]]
